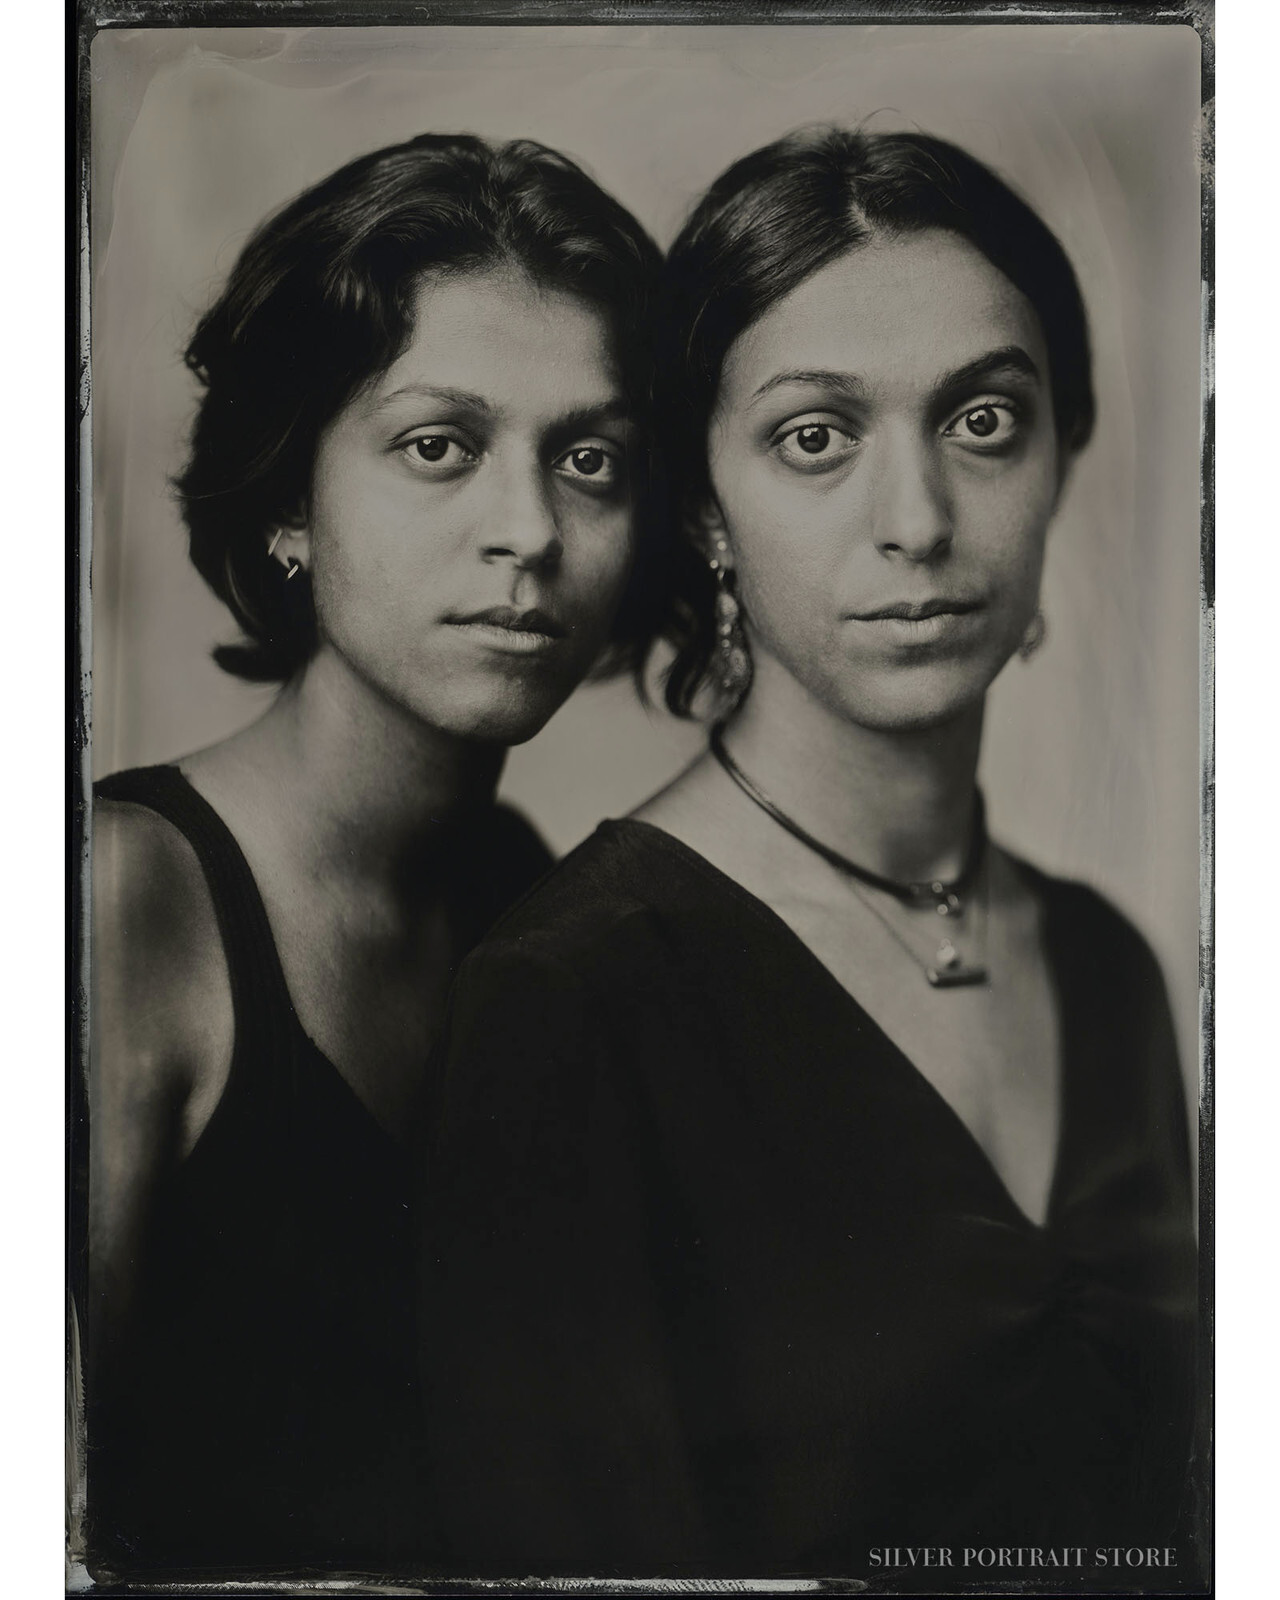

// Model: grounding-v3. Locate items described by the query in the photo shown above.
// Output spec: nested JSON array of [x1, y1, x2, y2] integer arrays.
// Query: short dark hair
[[654, 125, 1096, 717], [176, 133, 664, 682]]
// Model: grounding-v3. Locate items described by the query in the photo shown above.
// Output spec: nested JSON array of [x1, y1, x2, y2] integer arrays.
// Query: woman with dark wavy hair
[[421, 128, 1198, 1579], [88, 131, 661, 1575]]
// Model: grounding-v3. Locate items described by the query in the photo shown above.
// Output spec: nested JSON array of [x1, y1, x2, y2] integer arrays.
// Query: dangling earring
[[267, 528, 285, 559], [1018, 609, 1046, 661], [707, 534, 751, 704]]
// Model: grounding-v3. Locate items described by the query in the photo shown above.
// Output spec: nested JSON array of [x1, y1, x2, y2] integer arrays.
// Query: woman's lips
[[846, 599, 985, 646], [445, 604, 569, 656], [850, 598, 983, 621]]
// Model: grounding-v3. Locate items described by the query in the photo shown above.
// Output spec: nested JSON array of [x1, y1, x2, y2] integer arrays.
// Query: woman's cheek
[[596, 504, 638, 584], [559, 516, 631, 641], [738, 551, 834, 668], [739, 495, 844, 599]]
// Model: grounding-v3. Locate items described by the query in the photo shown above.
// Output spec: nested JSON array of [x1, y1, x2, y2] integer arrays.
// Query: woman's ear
[[265, 516, 312, 580]]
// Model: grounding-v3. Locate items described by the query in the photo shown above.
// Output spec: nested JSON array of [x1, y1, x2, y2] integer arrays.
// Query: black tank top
[[87, 766, 550, 1578]]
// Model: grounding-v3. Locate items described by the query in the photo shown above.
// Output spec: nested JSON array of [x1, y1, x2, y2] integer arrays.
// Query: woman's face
[[706, 228, 1063, 733], [295, 266, 636, 745]]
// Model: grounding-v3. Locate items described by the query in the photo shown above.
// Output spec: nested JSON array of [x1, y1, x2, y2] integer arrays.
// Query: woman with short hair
[[88, 130, 662, 1575]]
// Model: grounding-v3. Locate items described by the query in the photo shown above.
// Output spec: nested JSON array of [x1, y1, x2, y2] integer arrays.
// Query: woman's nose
[[870, 433, 953, 563], [481, 459, 564, 570]]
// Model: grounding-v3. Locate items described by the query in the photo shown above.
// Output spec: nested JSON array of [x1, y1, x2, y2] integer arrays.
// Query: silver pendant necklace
[[709, 724, 989, 989], [839, 866, 989, 988]]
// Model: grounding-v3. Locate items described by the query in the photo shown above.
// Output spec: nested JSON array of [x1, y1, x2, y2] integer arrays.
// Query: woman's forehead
[[350, 266, 624, 420], [719, 230, 1047, 407], [403, 268, 614, 371]]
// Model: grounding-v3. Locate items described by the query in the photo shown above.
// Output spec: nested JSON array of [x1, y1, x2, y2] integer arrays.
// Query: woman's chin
[[824, 664, 996, 735], [423, 684, 570, 749]]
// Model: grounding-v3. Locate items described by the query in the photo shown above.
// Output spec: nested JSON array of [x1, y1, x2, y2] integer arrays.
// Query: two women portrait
[[78, 20, 1206, 1593]]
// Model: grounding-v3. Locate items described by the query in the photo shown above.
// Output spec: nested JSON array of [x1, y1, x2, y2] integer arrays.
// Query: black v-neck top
[[88, 766, 551, 1579], [420, 819, 1200, 1584]]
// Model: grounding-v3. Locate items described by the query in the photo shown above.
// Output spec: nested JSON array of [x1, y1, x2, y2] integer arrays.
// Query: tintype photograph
[[72, 7, 1211, 1594]]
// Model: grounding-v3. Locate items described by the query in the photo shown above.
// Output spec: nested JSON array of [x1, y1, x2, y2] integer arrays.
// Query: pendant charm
[[927, 937, 988, 987], [926, 961, 988, 988]]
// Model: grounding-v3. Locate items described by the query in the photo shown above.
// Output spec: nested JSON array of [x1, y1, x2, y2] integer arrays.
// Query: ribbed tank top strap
[[94, 766, 298, 1078]]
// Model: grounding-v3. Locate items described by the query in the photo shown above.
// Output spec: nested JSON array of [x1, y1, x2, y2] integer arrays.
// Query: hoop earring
[[284, 557, 303, 582], [1018, 609, 1046, 661], [707, 535, 751, 705]]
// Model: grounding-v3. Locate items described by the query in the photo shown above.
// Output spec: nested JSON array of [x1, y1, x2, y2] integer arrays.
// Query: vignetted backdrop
[[89, 22, 1204, 1084]]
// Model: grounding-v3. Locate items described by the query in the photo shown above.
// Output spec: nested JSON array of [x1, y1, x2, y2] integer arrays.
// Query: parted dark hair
[[176, 132, 664, 682], [654, 125, 1096, 717]]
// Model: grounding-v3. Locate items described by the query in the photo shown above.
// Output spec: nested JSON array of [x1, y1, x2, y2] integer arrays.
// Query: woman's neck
[[723, 665, 984, 887], [194, 648, 505, 901]]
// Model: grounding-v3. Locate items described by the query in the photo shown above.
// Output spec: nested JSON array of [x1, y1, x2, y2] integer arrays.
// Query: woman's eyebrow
[[549, 398, 632, 436], [748, 347, 1043, 407], [372, 384, 492, 414], [749, 368, 867, 405], [932, 345, 1043, 396], [369, 388, 630, 433]]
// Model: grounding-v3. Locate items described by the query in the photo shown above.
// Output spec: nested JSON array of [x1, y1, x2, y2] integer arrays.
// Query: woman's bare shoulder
[[92, 795, 235, 1134]]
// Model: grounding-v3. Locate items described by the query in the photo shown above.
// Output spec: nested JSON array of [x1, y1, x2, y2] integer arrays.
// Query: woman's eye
[[773, 420, 857, 470], [945, 402, 1020, 450], [402, 434, 475, 470], [554, 443, 622, 491]]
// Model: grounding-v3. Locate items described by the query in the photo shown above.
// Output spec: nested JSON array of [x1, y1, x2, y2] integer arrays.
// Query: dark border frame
[[68, 4, 1215, 1594]]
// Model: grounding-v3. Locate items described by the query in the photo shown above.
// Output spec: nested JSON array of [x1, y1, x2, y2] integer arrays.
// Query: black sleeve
[[418, 939, 711, 1576], [1075, 879, 1196, 1223], [1052, 877, 1202, 1552]]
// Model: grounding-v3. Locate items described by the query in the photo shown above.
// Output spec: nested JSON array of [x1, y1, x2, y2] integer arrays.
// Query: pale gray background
[[90, 23, 1204, 1081]]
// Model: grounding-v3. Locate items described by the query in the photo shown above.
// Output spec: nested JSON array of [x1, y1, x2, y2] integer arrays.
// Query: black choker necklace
[[709, 723, 989, 987]]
